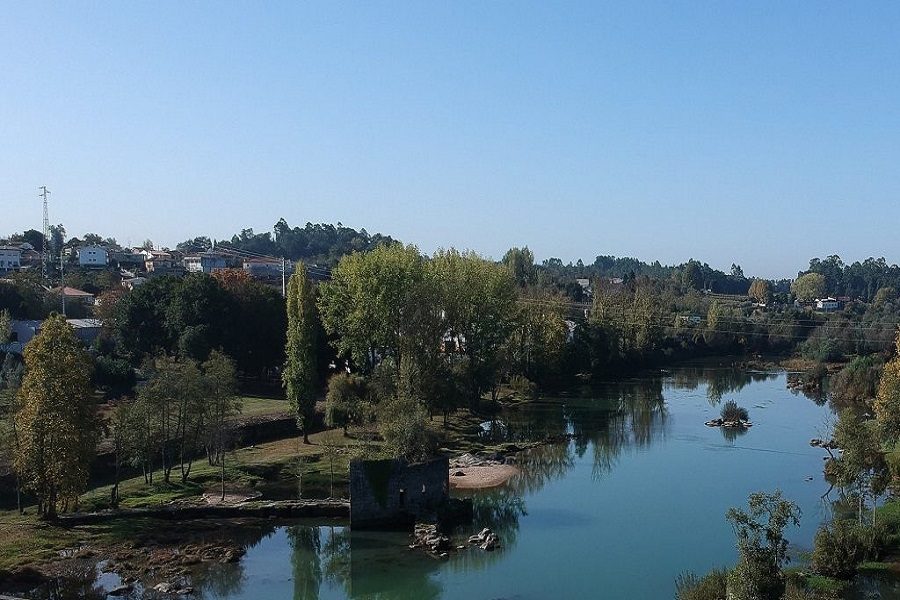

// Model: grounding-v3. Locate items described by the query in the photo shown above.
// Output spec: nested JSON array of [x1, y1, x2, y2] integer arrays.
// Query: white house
[[77, 245, 109, 267], [815, 297, 842, 312], [184, 252, 227, 274], [0, 246, 22, 272]]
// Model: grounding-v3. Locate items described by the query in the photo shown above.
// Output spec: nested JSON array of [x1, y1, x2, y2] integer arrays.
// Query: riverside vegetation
[[5, 222, 900, 595]]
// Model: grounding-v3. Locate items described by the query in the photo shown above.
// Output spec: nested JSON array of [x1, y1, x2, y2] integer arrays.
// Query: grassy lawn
[[0, 404, 501, 576], [237, 395, 292, 419]]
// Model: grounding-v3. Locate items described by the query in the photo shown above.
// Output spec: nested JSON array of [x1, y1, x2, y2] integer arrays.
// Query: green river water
[[23, 367, 900, 599]]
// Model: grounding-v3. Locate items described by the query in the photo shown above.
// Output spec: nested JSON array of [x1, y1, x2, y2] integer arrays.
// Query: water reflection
[[29, 367, 871, 600], [669, 367, 778, 404]]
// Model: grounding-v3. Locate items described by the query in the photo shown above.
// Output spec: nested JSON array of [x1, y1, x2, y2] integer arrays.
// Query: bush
[[721, 400, 749, 422], [509, 374, 537, 399], [675, 569, 728, 600], [325, 372, 370, 434], [376, 394, 437, 462], [94, 355, 136, 396], [811, 519, 885, 579]]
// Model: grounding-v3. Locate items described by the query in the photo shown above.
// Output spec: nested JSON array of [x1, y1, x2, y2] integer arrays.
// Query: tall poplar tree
[[284, 262, 319, 444], [14, 314, 98, 518]]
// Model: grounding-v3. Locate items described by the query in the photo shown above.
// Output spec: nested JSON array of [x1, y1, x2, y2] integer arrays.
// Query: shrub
[[721, 400, 749, 422], [811, 519, 885, 579], [376, 394, 437, 461], [675, 569, 728, 600], [509, 374, 537, 399]]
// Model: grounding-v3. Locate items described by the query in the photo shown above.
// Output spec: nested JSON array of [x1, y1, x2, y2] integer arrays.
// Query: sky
[[1, 2, 899, 279]]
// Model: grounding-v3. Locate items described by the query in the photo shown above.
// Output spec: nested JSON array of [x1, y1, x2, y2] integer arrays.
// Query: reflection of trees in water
[[288, 526, 323, 600], [346, 531, 442, 600], [31, 562, 108, 599], [785, 373, 828, 406], [669, 367, 776, 405], [191, 522, 279, 599], [447, 489, 527, 573], [321, 526, 351, 593], [586, 379, 667, 479], [720, 425, 749, 443], [511, 442, 575, 495]]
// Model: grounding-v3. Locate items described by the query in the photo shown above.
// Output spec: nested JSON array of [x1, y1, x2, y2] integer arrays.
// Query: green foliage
[[874, 339, 900, 450], [13, 314, 99, 518], [725, 490, 801, 600], [675, 569, 728, 600], [0, 309, 10, 343], [502, 246, 536, 287], [509, 374, 537, 399], [376, 393, 437, 462], [873, 286, 897, 307], [284, 262, 320, 442], [721, 400, 749, 422], [828, 409, 888, 523], [829, 355, 882, 410], [430, 249, 517, 404], [325, 372, 371, 434], [93, 355, 136, 396], [791, 273, 826, 302], [811, 519, 885, 579], [319, 244, 433, 374]]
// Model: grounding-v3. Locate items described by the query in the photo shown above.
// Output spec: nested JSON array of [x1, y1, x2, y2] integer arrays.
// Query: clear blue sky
[[2, 2, 899, 279]]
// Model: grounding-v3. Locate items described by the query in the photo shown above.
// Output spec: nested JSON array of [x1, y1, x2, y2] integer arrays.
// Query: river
[[24, 367, 900, 599]]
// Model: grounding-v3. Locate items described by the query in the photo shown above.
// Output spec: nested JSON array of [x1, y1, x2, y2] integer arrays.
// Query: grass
[[0, 400, 507, 575], [237, 395, 291, 419]]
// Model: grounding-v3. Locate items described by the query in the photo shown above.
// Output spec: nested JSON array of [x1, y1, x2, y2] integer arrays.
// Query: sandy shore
[[449, 464, 519, 489]]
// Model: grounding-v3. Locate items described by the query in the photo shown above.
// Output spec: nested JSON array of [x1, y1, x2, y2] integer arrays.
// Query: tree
[[201, 350, 241, 500], [285, 262, 319, 444], [13, 314, 99, 518], [748, 279, 771, 304], [791, 273, 826, 302], [324, 372, 369, 435], [874, 333, 900, 451], [831, 408, 889, 524], [376, 393, 436, 461], [319, 244, 434, 376], [725, 491, 801, 600], [430, 249, 517, 406], [136, 355, 205, 483], [873, 286, 897, 307], [502, 247, 536, 287], [0, 309, 10, 343]]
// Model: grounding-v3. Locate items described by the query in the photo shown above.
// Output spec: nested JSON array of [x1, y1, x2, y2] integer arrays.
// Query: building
[[109, 250, 145, 268], [121, 277, 148, 291], [184, 252, 227, 274], [243, 258, 292, 279], [49, 286, 96, 305], [349, 457, 450, 529], [142, 250, 174, 272], [0, 246, 22, 272], [77, 245, 109, 268], [815, 297, 843, 312], [3, 318, 103, 354]]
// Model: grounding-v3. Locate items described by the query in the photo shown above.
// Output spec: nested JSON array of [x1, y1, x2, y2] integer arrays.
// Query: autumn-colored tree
[[284, 262, 319, 443], [748, 279, 771, 304], [13, 314, 98, 518]]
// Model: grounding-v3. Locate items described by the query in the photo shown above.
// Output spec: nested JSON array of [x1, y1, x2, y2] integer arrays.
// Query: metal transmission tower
[[39, 185, 51, 281]]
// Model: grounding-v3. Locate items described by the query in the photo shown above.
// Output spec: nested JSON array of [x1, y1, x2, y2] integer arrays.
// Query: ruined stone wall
[[350, 457, 449, 529]]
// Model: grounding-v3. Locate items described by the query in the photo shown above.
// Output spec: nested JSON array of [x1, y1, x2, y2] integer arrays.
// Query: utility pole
[[282, 257, 287, 297], [39, 186, 50, 282], [59, 248, 66, 317]]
